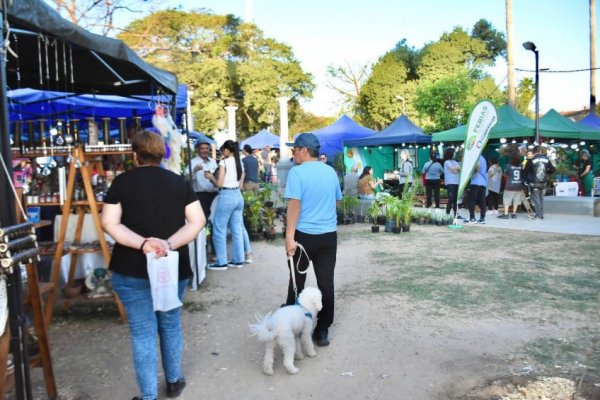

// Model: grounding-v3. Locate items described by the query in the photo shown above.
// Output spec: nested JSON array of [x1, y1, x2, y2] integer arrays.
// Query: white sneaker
[[245, 254, 253, 264]]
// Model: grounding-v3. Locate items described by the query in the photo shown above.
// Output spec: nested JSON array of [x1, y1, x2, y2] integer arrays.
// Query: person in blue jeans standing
[[206, 140, 246, 270], [284, 133, 342, 347], [102, 130, 205, 400]]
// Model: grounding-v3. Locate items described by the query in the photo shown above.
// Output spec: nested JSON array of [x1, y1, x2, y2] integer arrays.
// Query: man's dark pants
[[286, 230, 337, 333]]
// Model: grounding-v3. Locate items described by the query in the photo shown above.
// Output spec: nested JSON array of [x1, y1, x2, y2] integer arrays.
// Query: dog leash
[[287, 242, 310, 300]]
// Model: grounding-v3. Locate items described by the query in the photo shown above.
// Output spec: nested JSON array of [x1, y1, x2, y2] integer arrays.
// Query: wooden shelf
[[28, 201, 105, 207]]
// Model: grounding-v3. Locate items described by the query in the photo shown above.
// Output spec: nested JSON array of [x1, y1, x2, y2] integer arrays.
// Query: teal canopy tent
[[539, 109, 600, 140]]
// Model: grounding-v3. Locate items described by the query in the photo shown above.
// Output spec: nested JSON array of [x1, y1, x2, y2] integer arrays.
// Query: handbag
[[146, 251, 182, 312]]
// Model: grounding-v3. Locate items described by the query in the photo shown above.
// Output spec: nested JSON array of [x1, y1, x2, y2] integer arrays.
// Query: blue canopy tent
[[240, 129, 280, 149], [344, 114, 431, 146], [8, 84, 188, 140], [343, 115, 431, 177], [578, 113, 600, 131], [311, 115, 375, 159]]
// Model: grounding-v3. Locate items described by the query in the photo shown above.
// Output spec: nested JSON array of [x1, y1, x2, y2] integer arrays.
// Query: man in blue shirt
[[285, 133, 342, 347], [241, 144, 259, 192]]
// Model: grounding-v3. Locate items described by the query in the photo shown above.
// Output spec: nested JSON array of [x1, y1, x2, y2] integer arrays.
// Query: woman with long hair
[[207, 140, 246, 270], [358, 166, 382, 200]]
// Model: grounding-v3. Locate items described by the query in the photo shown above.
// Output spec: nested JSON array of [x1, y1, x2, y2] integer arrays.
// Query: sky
[[156, 0, 597, 117]]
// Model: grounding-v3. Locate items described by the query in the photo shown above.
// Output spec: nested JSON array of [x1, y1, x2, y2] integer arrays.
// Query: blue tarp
[[311, 115, 375, 158], [8, 84, 187, 124], [344, 114, 431, 147], [578, 113, 600, 130], [240, 129, 280, 149]]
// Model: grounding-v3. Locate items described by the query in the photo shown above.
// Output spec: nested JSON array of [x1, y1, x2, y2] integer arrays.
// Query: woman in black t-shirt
[[102, 130, 204, 400]]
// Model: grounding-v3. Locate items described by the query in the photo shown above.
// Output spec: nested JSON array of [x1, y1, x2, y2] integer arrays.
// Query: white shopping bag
[[0, 276, 7, 336], [146, 251, 182, 312]]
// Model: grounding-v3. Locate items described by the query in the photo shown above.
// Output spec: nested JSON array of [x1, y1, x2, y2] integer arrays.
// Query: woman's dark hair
[[359, 166, 372, 180], [490, 158, 499, 165], [443, 147, 455, 162], [221, 140, 243, 181], [132, 130, 165, 165], [510, 154, 521, 166]]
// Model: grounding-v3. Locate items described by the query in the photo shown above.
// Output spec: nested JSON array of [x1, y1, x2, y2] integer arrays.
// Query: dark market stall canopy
[[6, 0, 178, 96]]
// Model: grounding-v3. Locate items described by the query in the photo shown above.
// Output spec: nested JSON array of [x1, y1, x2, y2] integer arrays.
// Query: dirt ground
[[15, 222, 600, 400]]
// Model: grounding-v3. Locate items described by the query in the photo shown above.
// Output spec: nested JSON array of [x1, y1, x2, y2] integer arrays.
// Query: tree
[[117, 10, 314, 136], [516, 77, 535, 117], [356, 52, 409, 130], [48, 0, 160, 36], [325, 62, 370, 115], [471, 19, 507, 63]]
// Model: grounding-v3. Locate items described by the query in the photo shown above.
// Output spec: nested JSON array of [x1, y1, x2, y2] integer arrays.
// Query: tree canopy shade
[[6, 0, 178, 96], [539, 109, 600, 140], [310, 115, 375, 158], [240, 129, 280, 149], [344, 114, 431, 147]]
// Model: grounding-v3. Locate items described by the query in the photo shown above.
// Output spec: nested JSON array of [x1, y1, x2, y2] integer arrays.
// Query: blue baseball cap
[[286, 132, 320, 151]]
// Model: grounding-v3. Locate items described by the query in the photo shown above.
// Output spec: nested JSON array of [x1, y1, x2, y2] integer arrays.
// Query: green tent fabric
[[539, 109, 600, 140], [432, 105, 535, 142]]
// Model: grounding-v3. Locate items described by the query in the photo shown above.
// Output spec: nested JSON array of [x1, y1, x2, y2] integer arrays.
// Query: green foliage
[[262, 206, 277, 232], [516, 77, 535, 117], [338, 195, 359, 217], [117, 10, 314, 136], [367, 200, 381, 223], [471, 19, 507, 62], [242, 191, 263, 232]]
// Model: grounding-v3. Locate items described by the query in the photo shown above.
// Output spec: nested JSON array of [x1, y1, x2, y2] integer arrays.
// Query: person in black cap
[[284, 132, 342, 347], [241, 144, 260, 192]]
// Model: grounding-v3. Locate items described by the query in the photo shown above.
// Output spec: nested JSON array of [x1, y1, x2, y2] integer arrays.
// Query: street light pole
[[395, 95, 406, 115], [523, 41, 540, 144]]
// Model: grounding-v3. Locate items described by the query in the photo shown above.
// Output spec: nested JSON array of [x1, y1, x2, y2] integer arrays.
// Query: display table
[[554, 181, 578, 197], [53, 214, 113, 286]]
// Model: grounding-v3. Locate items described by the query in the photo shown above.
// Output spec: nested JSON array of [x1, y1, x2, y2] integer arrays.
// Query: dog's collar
[[295, 299, 313, 319]]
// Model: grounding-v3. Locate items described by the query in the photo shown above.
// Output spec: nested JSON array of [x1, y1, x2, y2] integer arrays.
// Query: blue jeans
[[112, 273, 188, 400], [212, 189, 244, 265], [243, 226, 251, 254]]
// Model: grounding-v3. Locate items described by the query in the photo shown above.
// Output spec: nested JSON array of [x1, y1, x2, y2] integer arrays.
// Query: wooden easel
[[45, 147, 126, 325]]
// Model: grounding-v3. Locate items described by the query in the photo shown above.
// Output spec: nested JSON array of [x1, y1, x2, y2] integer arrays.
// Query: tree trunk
[[591, 0, 597, 113], [506, 0, 516, 108]]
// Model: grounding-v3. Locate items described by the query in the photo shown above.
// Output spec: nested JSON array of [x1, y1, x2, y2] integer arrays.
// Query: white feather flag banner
[[457, 101, 498, 201]]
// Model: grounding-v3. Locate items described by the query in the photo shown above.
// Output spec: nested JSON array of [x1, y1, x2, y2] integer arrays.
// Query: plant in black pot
[[243, 191, 263, 241], [367, 200, 381, 233], [259, 182, 276, 208], [380, 195, 398, 232], [262, 206, 277, 241], [340, 195, 359, 224]]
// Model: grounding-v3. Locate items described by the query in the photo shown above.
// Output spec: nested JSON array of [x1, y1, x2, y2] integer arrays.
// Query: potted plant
[[243, 191, 263, 241], [262, 206, 278, 241], [391, 203, 403, 234], [367, 200, 381, 233], [398, 181, 417, 232], [380, 195, 398, 232], [258, 182, 276, 208]]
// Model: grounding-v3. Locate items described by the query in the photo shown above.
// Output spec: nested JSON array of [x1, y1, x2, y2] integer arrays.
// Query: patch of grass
[[523, 328, 600, 374]]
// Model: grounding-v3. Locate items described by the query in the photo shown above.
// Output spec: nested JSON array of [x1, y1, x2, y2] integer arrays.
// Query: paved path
[[456, 211, 600, 236]]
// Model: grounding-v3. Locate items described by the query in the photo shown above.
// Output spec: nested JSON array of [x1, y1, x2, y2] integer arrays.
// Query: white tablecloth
[[555, 181, 578, 197]]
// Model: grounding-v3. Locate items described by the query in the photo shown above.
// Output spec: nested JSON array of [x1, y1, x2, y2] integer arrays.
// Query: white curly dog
[[249, 287, 322, 375]]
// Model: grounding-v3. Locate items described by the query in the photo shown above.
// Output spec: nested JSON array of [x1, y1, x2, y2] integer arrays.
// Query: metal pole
[[534, 49, 540, 144]]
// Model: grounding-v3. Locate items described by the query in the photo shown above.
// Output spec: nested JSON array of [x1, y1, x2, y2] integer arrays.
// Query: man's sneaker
[[207, 263, 228, 271], [511, 214, 517, 219], [456, 215, 465, 220], [464, 218, 476, 224], [245, 253, 253, 264], [228, 261, 244, 268], [477, 219, 486, 224], [497, 214, 509, 219]]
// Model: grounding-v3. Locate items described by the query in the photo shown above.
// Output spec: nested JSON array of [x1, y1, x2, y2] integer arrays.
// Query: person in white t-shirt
[[206, 140, 246, 270]]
